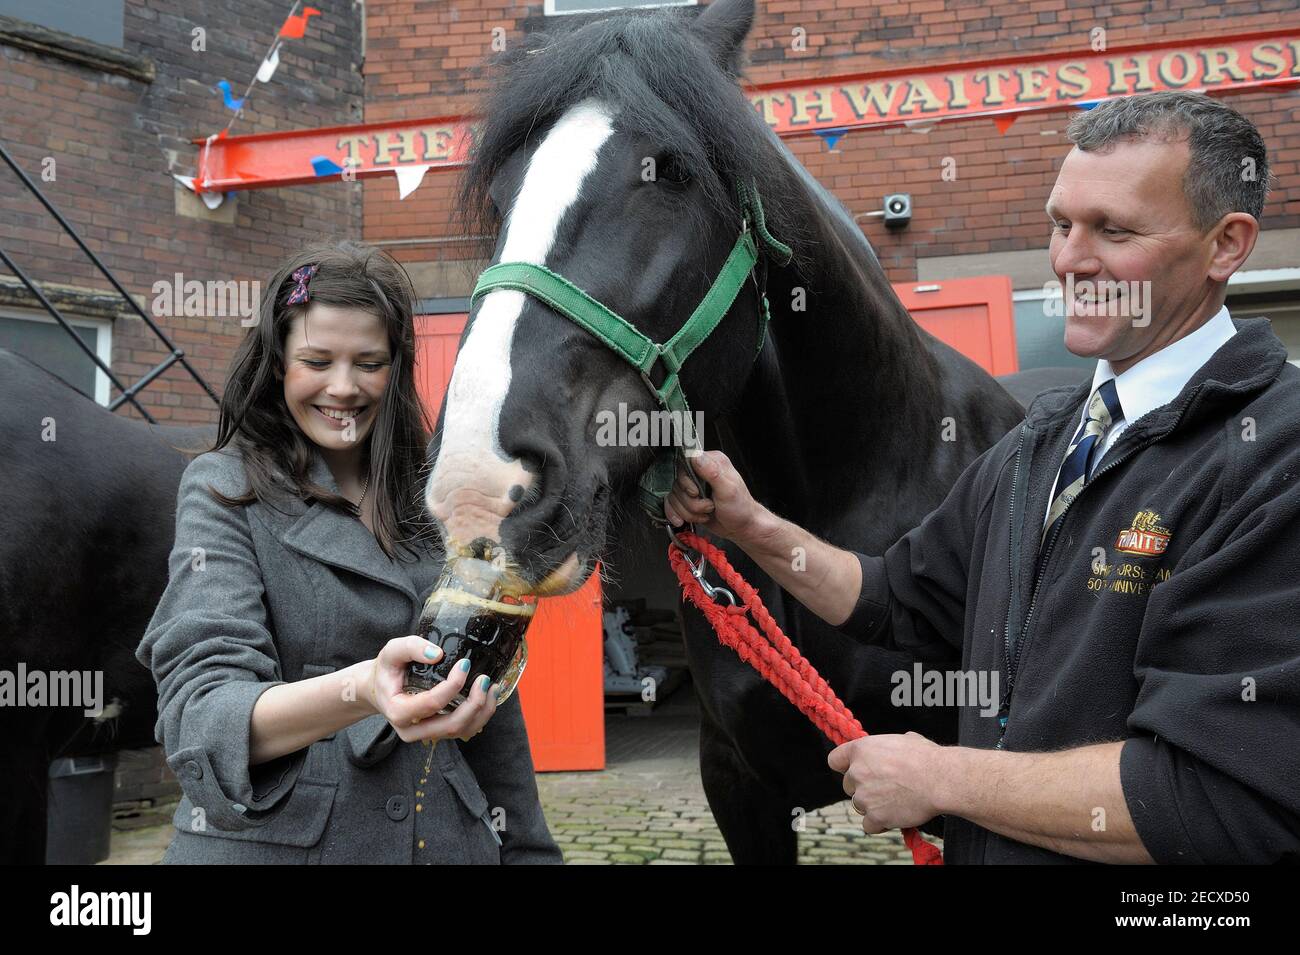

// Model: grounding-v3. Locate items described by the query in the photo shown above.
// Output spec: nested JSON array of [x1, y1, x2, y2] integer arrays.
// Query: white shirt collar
[[1088, 304, 1237, 427]]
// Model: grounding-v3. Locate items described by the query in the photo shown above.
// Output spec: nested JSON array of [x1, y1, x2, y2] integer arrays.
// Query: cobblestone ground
[[536, 766, 925, 865], [104, 686, 938, 865]]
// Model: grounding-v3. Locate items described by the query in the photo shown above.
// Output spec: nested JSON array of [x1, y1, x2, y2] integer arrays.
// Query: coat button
[[183, 760, 203, 780], [385, 795, 408, 821]]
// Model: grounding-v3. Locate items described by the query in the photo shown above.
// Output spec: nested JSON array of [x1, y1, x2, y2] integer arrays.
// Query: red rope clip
[[668, 529, 943, 866]]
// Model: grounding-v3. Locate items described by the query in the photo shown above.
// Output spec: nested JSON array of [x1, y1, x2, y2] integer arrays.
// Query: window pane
[[1226, 294, 1300, 363], [0, 0, 124, 48], [1012, 295, 1092, 372], [0, 317, 100, 399]]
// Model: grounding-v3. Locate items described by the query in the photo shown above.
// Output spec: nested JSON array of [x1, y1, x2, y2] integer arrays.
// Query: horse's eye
[[659, 154, 690, 185]]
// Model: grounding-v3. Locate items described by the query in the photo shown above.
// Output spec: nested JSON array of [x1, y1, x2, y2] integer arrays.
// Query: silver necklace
[[356, 473, 370, 508]]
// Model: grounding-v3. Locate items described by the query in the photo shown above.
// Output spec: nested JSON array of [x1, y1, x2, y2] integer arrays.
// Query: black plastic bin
[[45, 753, 119, 865]]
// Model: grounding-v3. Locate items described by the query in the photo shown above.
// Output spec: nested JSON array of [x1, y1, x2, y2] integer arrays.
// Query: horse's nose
[[496, 433, 571, 546]]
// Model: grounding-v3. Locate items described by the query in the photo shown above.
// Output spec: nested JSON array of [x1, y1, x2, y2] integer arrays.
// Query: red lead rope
[[668, 530, 944, 866]]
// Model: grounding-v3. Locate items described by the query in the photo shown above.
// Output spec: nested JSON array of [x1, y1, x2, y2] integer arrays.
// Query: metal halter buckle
[[665, 454, 739, 608]]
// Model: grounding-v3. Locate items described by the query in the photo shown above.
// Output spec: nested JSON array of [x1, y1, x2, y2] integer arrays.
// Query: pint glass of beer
[[403, 556, 537, 712]]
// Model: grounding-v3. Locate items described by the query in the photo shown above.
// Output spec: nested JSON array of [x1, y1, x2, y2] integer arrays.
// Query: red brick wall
[[0, 0, 364, 423], [362, 0, 1299, 284]]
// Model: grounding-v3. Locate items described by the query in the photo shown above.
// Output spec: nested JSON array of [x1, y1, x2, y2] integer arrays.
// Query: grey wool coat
[[137, 445, 563, 864]]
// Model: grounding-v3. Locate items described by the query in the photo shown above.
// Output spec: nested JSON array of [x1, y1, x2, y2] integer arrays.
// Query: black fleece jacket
[[839, 317, 1300, 864]]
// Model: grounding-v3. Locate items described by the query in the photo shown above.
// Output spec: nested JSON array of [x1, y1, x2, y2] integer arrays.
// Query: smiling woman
[[208, 241, 432, 557], [282, 305, 394, 529], [136, 239, 562, 864]]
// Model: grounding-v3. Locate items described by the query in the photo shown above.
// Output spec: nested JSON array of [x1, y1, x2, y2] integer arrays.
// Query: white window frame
[[544, 0, 696, 16], [1226, 267, 1300, 295], [0, 307, 114, 405], [1227, 268, 1300, 368], [1014, 268, 1300, 368]]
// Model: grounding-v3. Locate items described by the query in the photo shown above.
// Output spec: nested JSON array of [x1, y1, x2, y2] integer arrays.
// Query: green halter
[[469, 179, 792, 521]]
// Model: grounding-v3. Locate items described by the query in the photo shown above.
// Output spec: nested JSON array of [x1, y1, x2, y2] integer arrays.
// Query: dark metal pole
[[0, 140, 221, 407], [0, 247, 157, 423]]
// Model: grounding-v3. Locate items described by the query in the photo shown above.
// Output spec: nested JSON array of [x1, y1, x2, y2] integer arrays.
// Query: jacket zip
[[994, 387, 1207, 749], [996, 426, 1027, 744]]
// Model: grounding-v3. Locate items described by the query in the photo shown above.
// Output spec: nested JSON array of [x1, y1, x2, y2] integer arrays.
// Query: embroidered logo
[[1114, 510, 1171, 557]]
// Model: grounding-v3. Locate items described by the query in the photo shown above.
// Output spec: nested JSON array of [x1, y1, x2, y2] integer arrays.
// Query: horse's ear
[[691, 0, 754, 74]]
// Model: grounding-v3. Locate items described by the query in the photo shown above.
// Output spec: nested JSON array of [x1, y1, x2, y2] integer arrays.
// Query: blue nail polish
[[424, 644, 440, 660], [459, 659, 472, 673], [479, 675, 490, 692]]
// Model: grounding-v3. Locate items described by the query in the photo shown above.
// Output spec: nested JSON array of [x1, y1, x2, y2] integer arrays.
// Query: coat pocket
[[171, 778, 338, 849], [440, 749, 504, 849]]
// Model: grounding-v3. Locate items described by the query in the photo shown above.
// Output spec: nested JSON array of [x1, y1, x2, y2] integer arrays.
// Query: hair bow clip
[[286, 264, 319, 305]]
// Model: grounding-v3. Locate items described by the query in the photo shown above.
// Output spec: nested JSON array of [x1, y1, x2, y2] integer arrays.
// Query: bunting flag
[[993, 114, 1018, 135], [903, 118, 938, 135], [279, 6, 321, 39], [215, 79, 244, 111], [814, 127, 847, 151], [256, 43, 282, 83], [1074, 100, 1101, 110], [394, 164, 431, 200], [190, 4, 326, 194], [311, 156, 344, 177]]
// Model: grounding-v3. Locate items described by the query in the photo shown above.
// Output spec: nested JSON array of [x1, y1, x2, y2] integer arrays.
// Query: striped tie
[[1041, 378, 1123, 551]]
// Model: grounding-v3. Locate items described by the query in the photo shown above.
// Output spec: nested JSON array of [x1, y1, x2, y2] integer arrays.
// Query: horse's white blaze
[[426, 99, 617, 555]]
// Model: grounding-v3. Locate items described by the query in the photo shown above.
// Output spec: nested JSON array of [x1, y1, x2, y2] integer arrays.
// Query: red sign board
[[192, 29, 1300, 193], [753, 30, 1300, 135]]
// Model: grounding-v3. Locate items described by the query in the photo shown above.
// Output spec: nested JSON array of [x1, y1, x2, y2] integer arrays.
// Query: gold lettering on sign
[[972, 68, 1013, 105], [337, 134, 370, 167], [372, 130, 421, 165], [1250, 42, 1286, 79], [1156, 51, 1197, 87], [945, 73, 970, 109], [750, 92, 786, 126], [1201, 47, 1248, 84], [787, 86, 838, 126], [421, 127, 455, 162], [898, 78, 944, 114], [841, 81, 902, 119], [1014, 66, 1051, 103], [1056, 62, 1090, 99], [1106, 54, 1156, 94]]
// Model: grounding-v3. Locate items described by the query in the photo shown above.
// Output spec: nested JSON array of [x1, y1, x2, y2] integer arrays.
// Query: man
[[665, 91, 1300, 864]]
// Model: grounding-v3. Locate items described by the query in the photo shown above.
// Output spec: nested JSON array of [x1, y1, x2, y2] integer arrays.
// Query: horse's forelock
[[457, 9, 808, 267]]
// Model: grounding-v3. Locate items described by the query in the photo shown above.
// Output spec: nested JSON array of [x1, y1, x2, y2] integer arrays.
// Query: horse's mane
[[458, 7, 817, 276]]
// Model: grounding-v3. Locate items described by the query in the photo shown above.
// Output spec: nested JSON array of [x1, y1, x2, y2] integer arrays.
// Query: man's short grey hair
[[1066, 91, 1270, 232]]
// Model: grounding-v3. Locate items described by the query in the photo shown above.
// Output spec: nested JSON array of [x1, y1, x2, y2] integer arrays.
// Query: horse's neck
[[723, 200, 944, 533]]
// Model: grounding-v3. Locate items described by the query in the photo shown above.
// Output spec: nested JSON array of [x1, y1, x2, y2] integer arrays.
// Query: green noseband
[[469, 179, 792, 521]]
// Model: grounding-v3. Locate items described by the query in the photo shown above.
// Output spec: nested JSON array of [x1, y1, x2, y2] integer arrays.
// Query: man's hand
[[663, 450, 767, 546], [828, 732, 945, 834]]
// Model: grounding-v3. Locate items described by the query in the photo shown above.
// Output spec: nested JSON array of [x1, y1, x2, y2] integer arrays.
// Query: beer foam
[[423, 587, 535, 617]]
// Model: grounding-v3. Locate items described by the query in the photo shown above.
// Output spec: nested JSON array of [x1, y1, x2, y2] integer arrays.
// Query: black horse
[[0, 348, 211, 864], [0, 2, 1083, 866], [424, 0, 1045, 864]]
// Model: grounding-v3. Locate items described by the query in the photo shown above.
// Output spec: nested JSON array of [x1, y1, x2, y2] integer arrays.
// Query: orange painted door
[[892, 276, 1019, 375], [414, 313, 605, 771]]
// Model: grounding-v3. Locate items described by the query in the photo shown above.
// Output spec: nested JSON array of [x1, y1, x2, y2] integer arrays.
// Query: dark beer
[[403, 557, 535, 712]]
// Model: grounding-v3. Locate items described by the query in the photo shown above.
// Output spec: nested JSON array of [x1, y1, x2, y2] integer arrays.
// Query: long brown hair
[[207, 240, 434, 561]]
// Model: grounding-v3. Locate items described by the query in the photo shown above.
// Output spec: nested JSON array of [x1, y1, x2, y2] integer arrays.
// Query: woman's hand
[[364, 636, 500, 743], [663, 450, 767, 547]]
